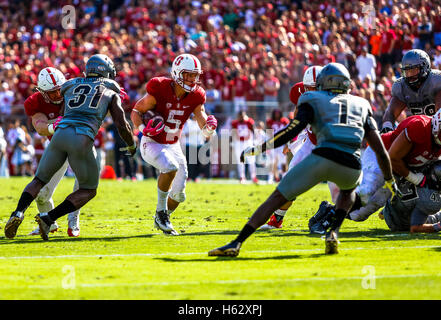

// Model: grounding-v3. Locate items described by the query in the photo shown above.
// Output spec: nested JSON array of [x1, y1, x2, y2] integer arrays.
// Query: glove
[[48, 116, 63, 135], [142, 119, 165, 137], [384, 178, 399, 198], [240, 145, 262, 163], [119, 87, 129, 103], [202, 115, 217, 137], [206, 115, 217, 131], [119, 143, 137, 157]]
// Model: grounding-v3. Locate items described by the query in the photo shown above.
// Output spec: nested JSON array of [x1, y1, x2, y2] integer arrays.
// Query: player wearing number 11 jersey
[[131, 53, 218, 235]]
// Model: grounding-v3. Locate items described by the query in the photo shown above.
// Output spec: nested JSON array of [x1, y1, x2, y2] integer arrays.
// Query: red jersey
[[94, 127, 105, 149], [24, 92, 61, 121], [289, 82, 317, 145], [231, 118, 254, 141], [382, 115, 441, 168], [146, 77, 206, 144], [266, 117, 289, 133]]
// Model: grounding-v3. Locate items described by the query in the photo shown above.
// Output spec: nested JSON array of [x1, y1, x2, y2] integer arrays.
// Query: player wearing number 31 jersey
[[5, 54, 136, 241], [131, 53, 218, 236]]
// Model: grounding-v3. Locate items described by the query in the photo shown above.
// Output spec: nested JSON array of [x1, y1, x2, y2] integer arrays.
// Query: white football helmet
[[36, 67, 66, 104], [171, 54, 202, 92], [303, 65, 323, 90], [432, 109, 441, 145]]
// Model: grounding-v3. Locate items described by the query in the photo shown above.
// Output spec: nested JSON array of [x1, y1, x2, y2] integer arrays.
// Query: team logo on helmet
[[171, 54, 202, 92]]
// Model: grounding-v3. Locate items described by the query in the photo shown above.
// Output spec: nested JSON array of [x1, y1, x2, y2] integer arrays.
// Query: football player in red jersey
[[131, 53, 217, 235], [266, 109, 289, 183], [231, 110, 258, 184], [260, 66, 323, 230]]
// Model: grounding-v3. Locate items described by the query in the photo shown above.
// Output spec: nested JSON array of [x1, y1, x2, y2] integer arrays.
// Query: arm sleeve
[[262, 103, 313, 151]]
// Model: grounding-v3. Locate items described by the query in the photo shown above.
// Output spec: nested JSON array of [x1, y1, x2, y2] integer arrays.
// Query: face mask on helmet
[[181, 71, 200, 91], [304, 85, 316, 92], [401, 65, 421, 85], [45, 89, 63, 104]]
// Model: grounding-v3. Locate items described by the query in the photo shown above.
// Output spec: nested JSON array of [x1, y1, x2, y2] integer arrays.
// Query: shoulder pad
[[60, 79, 76, 94], [297, 91, 315, 105], [431, 69, 441, 77], [101, 79, 121, 94]]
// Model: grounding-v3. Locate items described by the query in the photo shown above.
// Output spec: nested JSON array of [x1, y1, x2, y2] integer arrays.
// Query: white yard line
[[0, 245, 440, 260]]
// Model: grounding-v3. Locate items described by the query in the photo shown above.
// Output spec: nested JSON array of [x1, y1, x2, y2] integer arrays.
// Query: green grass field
[[1, 177, 441, 300]]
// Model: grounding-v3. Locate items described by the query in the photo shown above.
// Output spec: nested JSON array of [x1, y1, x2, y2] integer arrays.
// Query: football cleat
[[67, 212, 80, 237], [34, 213, 53, 241], [259, 214, 283, 230], [325, 230, 340, 254], [154, 210, 175, 233], [252, 177, 259, 184], [4, 211, 24, 239], [208, 241, 242, 257], [28, 221, 59, 236]]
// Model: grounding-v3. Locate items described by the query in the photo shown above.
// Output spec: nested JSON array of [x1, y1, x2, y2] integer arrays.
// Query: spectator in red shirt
[[231, 69, 250, 113], [378, 24, 397, 72]]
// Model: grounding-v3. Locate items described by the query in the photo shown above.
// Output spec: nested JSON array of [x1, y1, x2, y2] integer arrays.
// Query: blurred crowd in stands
[[1, 0, 441, 180]]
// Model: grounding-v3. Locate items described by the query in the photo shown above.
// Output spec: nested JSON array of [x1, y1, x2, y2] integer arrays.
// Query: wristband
[[405, 171, 424, 185], [202, 125, 215, 137], [433, 222, 441, 232], [138, 124, 146, 132]]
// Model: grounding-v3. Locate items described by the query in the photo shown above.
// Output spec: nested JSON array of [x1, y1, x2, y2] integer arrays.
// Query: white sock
[[238, 163, 245, 179], [249, 163, 256, 179], [157, 188, 169, 212]]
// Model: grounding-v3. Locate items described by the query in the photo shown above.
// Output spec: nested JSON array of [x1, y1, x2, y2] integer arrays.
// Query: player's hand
[[384, 178, 399, 198], [206, 115, 217, 131], [48, 116, 63, 135], [119, 87, 129, 103], [240, 145, 262, 163], [143, 119, 165, 137]]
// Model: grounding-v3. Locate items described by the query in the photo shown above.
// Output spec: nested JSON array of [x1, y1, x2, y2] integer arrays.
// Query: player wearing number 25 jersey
[[131, 53, 218, 236]]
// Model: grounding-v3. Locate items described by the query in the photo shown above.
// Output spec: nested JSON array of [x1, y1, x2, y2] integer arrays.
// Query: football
[[143, 110, 164, 127]]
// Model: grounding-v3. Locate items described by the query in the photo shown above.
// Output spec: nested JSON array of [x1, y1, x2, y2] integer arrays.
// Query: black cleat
[[208, 241, 242, 257], [34, 213, 53, 241], [309, 201, 332, 228], [4, 211, 24, 239], [154, 210, 178, 235]]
